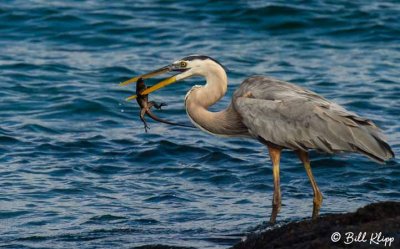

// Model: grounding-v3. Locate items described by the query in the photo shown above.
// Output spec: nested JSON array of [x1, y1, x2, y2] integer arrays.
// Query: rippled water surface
[[1, 1, 399, 248]]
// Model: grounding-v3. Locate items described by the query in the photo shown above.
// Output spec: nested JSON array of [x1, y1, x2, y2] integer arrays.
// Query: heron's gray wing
[[233, 76, 394, 163]]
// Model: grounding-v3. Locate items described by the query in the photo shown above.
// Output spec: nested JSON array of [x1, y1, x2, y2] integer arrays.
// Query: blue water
[[0, 1, 399, 248]]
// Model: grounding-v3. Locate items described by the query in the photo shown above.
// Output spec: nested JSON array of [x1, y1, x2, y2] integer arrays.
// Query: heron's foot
[[153, 102, 168, 110], [312, 193, 323, 219], [312, 204, 320, 219]]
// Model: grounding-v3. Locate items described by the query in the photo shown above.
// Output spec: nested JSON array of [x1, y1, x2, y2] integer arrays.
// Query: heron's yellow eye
[[180, 61, 187, 68]]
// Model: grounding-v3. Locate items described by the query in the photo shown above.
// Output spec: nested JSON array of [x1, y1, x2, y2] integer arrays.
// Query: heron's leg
[[296, 150, 323, 219], [268, 145, 282, 224]]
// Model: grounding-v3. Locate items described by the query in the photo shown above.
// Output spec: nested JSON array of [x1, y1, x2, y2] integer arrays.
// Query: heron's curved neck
[[199, 67, 228, 106], [185, 66, 247, 136]]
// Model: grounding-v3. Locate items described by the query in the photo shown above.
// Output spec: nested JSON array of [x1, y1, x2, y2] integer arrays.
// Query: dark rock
[[231, 201, 400, 249], [132, 245, 196, 249]]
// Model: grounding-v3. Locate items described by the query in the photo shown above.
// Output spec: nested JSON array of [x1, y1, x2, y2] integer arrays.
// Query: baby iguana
[[136, 78, 193, 132]]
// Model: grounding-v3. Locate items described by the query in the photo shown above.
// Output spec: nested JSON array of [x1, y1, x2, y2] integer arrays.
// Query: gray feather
[[233, 76, 394, 163]]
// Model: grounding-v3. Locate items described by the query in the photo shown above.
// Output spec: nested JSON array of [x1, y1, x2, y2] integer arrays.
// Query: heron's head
[[120, 55, 226, 100]]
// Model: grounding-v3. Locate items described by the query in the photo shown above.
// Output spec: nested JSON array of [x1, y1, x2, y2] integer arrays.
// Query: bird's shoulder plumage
[[232, 76, 394, 163]]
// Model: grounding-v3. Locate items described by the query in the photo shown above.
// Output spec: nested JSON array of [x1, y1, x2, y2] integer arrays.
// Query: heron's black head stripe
[[181, 55, 228, 71]]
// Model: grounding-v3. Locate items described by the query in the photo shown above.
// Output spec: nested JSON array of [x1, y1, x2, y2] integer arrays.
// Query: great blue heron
[[120, 55, 394, 223]]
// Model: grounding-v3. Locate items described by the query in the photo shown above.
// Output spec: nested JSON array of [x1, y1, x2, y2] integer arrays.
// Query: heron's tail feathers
[[350, 127, 394, 164], [318, 109, 395, 164]]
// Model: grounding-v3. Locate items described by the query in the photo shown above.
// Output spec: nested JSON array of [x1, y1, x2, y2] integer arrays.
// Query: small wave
[[144, 193, 191, 203], [85, 165, 128, 175], [241, 4, 310, 18], [197, 151, 245, 164], [41, 14, 87, 24], [0, 135, 20, 144], [17, 228, 140, 243], [133, 218, 160, 225], [20, 123, 59, 134], [209, 174, 240, 186], [85, 214, 127, 223], [0, 210, 30, 219]]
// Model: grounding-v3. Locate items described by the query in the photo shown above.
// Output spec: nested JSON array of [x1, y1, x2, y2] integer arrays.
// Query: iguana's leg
[[149, 101, 167, 110], [140, 108, 150, 133]]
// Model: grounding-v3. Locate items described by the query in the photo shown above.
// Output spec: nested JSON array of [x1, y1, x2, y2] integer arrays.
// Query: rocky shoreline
[[231, 201, 400, 249]]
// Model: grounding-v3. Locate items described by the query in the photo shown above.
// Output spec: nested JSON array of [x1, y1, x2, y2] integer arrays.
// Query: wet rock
[[232, 202, 400, 249]]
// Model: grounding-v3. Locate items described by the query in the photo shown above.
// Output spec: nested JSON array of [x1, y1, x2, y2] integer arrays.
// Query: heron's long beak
[[119, 65, 172, 86], [122, 63, 191, 101], [125, 75, 178, 101]]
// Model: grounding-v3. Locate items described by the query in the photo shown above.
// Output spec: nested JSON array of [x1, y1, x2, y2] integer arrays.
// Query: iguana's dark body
[[136, 78, 193, 132]]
